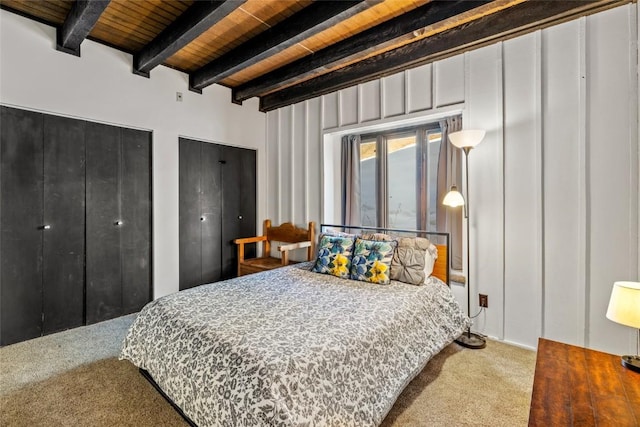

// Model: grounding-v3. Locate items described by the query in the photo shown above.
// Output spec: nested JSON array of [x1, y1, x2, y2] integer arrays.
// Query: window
[[359, 124, 442, 231]]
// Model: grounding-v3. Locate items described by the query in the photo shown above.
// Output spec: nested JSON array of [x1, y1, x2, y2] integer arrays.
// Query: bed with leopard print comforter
[[120, 263, 470, 426]]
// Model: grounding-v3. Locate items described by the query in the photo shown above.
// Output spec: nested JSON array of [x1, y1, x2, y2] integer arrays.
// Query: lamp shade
[[606, 281, 640, 329], [449, 130, 486, 149], [442, 185, 465, 207]]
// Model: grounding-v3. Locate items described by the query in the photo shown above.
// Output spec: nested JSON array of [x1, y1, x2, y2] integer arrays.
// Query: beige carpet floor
[[1, 315, 536, 426]]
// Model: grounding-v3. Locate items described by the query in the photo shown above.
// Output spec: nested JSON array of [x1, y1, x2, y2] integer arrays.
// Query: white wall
[[265, 4, 639, 355], [0, 10, 267, 299]]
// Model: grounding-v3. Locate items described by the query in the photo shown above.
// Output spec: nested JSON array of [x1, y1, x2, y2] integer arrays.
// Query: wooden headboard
[[432, 244, 448, 285], [320, 224, 450, 285]]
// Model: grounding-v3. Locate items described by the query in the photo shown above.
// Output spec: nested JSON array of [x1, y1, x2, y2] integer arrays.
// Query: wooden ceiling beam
[[259, 0, 629, 112], [189, 0, 379, 94], [233, 0, 493, 104], [133, 0, 245, 78], [56, 0, 111, 56]]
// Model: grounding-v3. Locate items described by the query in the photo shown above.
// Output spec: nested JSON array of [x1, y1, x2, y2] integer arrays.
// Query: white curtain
[[341, 134, 361, 226], [438, 116, 463, 269]]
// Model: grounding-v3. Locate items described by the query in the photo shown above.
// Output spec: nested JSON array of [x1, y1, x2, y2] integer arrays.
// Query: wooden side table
[[529, 338, 640, 426]]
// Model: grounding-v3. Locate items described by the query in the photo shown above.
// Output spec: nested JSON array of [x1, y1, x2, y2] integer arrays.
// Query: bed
[[120, 226, 470, 426]]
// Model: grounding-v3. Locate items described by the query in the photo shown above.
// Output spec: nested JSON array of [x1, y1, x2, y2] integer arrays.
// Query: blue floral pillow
[[312, 235, 355, 278], [350, 238, 397, 284]]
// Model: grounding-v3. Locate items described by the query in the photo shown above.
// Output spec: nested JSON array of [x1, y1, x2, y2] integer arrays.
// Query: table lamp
[[606, 281, 640, 373]]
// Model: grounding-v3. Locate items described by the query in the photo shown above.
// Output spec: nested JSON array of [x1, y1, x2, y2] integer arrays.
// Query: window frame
[[359, 122, 441, 230]]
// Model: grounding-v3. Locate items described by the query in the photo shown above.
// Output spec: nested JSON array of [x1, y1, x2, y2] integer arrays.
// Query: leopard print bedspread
[[120, 263, 470, 426]]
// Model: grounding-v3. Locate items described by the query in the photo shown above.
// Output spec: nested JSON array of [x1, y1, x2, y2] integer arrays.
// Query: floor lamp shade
[[448, 130, 486, 149], [606, 281, 640, 372], [443, 185, 464, 208]]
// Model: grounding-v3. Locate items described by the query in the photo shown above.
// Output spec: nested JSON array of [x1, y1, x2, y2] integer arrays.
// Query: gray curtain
[[438, 116, 463, 270], [341, 134, 361, 226]]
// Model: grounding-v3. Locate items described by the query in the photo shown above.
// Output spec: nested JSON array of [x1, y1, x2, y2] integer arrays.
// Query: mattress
[[120, 263, 470, 426]]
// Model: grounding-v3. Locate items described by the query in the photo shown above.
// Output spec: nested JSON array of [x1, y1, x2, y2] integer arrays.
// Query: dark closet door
[[85, 122, 122, 324], [220, 146, 256, 280], [0, 107, 44, 346], [201, 142, 223, 284], [121, 128, 152, 314], [179, 138, 203, 290], [42, 115, 85, 334]]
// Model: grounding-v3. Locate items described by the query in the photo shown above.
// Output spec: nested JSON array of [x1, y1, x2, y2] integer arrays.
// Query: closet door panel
[[0, 107, 44, 345], [121, 128, 152, 314], [238, 148, 257, 244], [179, 138, 203, 290], [221, 146, 256, 280], [42, 115, 85, 334], [86, 123, 122, 324], [201, 143, 222, 284]]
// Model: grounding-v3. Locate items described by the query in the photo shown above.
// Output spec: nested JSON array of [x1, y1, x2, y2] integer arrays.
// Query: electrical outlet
[[479, 294, 488, 308]]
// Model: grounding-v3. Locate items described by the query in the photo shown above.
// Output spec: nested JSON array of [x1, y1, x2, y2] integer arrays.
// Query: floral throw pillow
[[312, 235, 355, 278], [350, 238, 397, 284]]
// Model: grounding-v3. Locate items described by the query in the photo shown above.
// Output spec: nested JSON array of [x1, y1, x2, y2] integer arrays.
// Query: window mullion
[[416, 128, 428, 230], [376, 135, 388, 229]]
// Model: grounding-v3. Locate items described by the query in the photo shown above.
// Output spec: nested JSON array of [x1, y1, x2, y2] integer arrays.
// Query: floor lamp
[[443, 129, 486, 350]]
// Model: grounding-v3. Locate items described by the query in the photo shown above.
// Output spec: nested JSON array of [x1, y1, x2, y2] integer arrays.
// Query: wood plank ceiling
[[0, 0, 632, 112]]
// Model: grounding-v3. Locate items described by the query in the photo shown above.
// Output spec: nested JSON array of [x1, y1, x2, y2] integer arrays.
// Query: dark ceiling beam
[[133, 0, 245, 78], [189, 0, 379, 93], [56, 0, 111, 56], [259, 0, 628, 112], [233, 0, 492, 104]]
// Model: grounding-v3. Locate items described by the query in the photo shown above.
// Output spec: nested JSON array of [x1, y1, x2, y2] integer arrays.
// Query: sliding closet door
[[0, 107, 44, 346], [86, 122, 122, 324], [179, 139, 256, 287], [201, 142, 223, 284], [179, 138, 203, 290], [220, 146, 256, 280], [42, 115, 85, 334], [121, 128, 152, 314]]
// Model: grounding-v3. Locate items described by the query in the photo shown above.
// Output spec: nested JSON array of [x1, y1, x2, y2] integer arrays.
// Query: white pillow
[[423, 242, 438, 280]]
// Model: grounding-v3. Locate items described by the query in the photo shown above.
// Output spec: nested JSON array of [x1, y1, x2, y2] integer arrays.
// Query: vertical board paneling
[[434, 55, 465, 107], [383, 72, 406, 117], [503, 33, 542, 348], [262, 3, 638, 354], [307, 98, 322, 227], [407, 64, 433, 113], [586, 5, 637, 353], [322, 92, 339, 130], [340, 86, 358, 126], [293, 103, 306, 225], [279, 106, 293, 223], [266, 111, 279, 223], [466, 44, 504, 338], [542, 20, 584, 346], [636, 1, 640, 283], [360, 80, 381, 122]]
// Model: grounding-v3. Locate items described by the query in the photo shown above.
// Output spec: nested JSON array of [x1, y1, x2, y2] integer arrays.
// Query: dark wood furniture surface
[[179, 138, 256, 290], [529, 338, 640, 426], [234, 220, 315, 277], [1, 106, 152, 346]]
